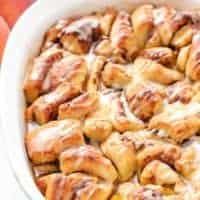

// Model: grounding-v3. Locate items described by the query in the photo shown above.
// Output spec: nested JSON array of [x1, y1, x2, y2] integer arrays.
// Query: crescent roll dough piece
[[45, 173, 113, 200], [149, 102, 200, 142], [171, 25, 194, 48], [133, 58, 183, 85], [36, 174, 53, 195], [83, 92, 113, 141], [175, 144, 197, 177], [137, 143, 181, 170], [33, 163, 59, 178], [145, 29, 162, 48], [110, 94, 144, 132], [126, 82, 165, 121], [58, 92, 99, 120], [167, 80, 194, 104], [100, 7, 117, 36], [140, 47, 176, 66], [42, 19, 72, 51], [61, 16, 101, 54], [83, 118, 113, 142], [176, 45, 191, 72], [123, 130, 161, 150], [111, 11, 138, 59], [24, 47, 64, 103], [101, 132, 136, 181], [153, 6, 189, 45], [42, 54, 87, 93], [86, 56, 106, 92], [94, 39, 114, 57], [60, 145, 118, 182], [174, 138, 200, 184], [113, 182, 163, 200], [131, 4, 154, 49], [102, 63, 132, 88], [186, 33, 200, 81], [140, 160, 180, 185], [27, 82, 80, 124], [25, 119, 85, 164]]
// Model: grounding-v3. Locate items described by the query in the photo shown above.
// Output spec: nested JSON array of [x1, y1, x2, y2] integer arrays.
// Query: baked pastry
[[139, 47, 176, 66], [60, 16, 101, 54], [136, 142, 181, 170], [111, 182, 163, 200], [42, 173, 113, 200], [24, 4, 200, 200], [125, 81, 165, 121], [111, 11, 138, 60], [59, 145, 118, 182], [24, 47, 64, 103], [42, 53, 87, 93], [102, 62, 132, 88], [58, 92, 99, 119], [25, 119, 85, 164], [140, 160, 180, 185], [149, 102, 200, 142], [101, 132, 136, 181], [26, 82, 80, 124]]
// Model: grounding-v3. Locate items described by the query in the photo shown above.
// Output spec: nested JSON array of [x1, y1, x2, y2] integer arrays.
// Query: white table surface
[[0, 136, 27, 199]]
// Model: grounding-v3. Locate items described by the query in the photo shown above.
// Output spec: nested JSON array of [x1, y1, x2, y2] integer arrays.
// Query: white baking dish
[[1, 0, 200, 199]]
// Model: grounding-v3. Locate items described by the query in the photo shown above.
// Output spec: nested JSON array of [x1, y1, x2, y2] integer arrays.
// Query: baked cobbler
[[24, 4, 200, 200]]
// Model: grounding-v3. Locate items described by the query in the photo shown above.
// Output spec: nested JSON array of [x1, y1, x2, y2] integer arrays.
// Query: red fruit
[[0, 0, 34, 27], [0, 16, 10, 62]]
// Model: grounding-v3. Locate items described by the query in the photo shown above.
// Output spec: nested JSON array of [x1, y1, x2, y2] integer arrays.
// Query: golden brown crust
[[61, 16, 101, 54], [175, 146, 196, 177], [83, 91, 114, 141], [171, 25, 195, 48], [113, 182, 163, 200], [86, 56, 106, 92], [137, 143, 181, 170], [176, 45, 191, 72], [131, 4, 154, 49], [25, 119, 85, 164], [186, 33, 200, 80], [140, 160, 180, 185], [111, 11, 138, 60], [23, 48, 64, 103], [59, 145, 118, 182], [153, 6, 190, 45], [36, 174, 52, 195], [139, 47, 176, 66], [42, 54, 87, 93], [149, 102, 200, 142], [167, 80, 194, 104], [58, 92, 99, 120], [132, 58, 184, 85], [27, 82, 80, 124], [101, 132, 136, 181], [83, 118, 113, 142], [94, 39, 114, 57], [45, 173, 113, 200], [100, 8, 117, 36], [126, 82, 165, 121], [123, 130, 158, 150], [102, 62, 132, 88], [145, 29, 162, 48], [110, 94, 145, 131], [42, 19, 72, 51], [33, 163, 59, 177]]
